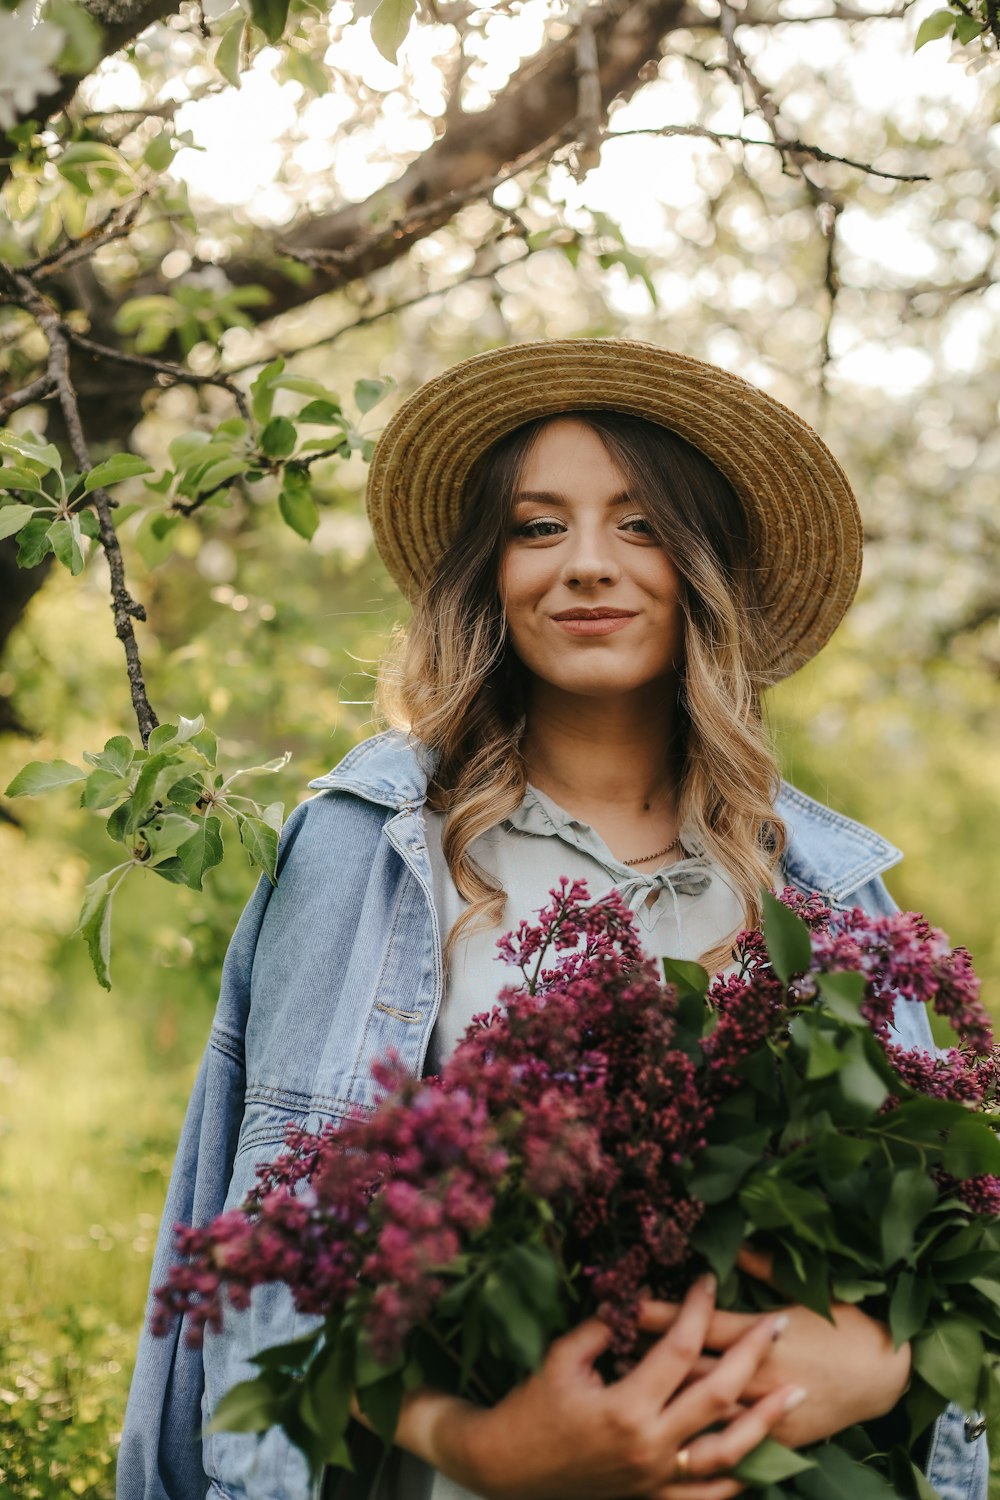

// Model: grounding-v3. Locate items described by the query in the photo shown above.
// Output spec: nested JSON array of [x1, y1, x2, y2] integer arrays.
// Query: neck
[[520, 679, 683, 818]]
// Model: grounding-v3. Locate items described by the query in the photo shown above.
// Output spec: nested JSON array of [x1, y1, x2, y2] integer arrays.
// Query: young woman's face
[[498, 417, 684, 702]]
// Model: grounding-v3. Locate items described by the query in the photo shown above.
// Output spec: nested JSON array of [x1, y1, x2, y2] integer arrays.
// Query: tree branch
[[0, 373, 56, 424], [67, 330, 252, 422], [604, 123, 929, 182], [2, 268, 158, 746]]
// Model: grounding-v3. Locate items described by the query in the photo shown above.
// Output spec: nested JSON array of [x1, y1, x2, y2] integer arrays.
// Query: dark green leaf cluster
[[5, 716, 289, 988], [0, 363, 393, 567]]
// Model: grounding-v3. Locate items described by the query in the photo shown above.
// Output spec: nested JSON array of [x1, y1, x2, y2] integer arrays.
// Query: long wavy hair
[[375, 409, 787, 975]]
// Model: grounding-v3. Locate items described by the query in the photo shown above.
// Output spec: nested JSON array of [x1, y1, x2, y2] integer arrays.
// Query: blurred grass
[[2, 538, 999, 1495]]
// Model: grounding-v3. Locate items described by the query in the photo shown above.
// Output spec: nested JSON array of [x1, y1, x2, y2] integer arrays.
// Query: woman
[[117, 340, 987, 1500]]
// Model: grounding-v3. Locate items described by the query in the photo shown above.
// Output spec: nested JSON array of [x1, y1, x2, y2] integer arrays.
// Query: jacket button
[[965, 1416, 987, 1442]]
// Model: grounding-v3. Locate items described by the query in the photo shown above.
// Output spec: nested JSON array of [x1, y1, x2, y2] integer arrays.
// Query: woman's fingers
[[656, 1308, 787, 1437], [655, 1480, 746, 1500], [667, 1383, 808, 1484], [640, 1298, 762, 1353], [619, 1275, 719, 1407], [546, 1312, 615, 1379]]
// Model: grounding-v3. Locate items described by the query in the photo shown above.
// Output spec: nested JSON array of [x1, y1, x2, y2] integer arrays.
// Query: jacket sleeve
[[116, 804, 311, 1500]]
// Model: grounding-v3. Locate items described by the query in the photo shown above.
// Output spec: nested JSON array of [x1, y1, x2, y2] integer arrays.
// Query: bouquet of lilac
[[154, 882, 1000, 1497]]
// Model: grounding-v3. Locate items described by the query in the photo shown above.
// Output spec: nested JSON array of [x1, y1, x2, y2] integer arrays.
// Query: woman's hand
[[368, 1273, 808, 1500], [636, 1248, 911, 1450]]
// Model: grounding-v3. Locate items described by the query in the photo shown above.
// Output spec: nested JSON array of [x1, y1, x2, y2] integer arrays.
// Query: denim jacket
[[117, 730, 988, 1500]]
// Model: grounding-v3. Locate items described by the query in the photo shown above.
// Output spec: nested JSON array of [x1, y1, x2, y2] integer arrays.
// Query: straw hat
[[365, 338, 862, 680]]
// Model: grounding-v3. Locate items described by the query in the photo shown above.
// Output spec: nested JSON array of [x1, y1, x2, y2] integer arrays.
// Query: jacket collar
[[309, 730, 901, 903]]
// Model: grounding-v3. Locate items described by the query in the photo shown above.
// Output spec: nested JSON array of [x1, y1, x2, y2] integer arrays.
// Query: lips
[[551, 609, 638, 620]]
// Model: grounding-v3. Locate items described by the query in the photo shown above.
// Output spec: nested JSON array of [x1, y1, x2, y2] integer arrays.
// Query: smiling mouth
[[552, 613, 637, 637], [551, 609, 638, 620]]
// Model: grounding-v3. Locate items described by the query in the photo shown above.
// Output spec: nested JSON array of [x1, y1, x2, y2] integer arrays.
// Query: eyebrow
[[511, 490, 634, 507]]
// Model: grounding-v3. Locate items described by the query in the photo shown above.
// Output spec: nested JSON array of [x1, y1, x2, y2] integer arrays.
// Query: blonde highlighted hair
[[375, 410, 786, 976]]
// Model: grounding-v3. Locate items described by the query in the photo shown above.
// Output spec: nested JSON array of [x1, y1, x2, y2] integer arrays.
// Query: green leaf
[[250, 357, 285, 424], [74, 867, 127, 990], [354, 376, 393, 413], [690, 1143, 764, 1203], [0, 430, 61, 471], [660, 955, 710, 999], [81, 768, 131, 809], [16, 517, 55, 567], [237, 813, 279, 882], [733, 1439, 815, 1485], [352, 1369, 401, 1445], [142, 812, 202, 866], [368, 0, 415, 62], [216, 16, 247, 86], [249, 0, 289, 43], [44, 0, 103, 73], [143, 131, 176, 171], [816, 970, 868, 1023], [954, 12, 983, 43], [482, 1272, 546, 1370], [47, 518, 85, 574], [880, 1167, 937, 1266], [156, 816, 224, 890], [689, 1200, 747, 1282], [83, 454, 155, 493], [890, 1272, 932, 1348], [942, 1114, 1000, 1179], [761, 888, 812, 983], [83, 735, 135, 778], [260, 416, 297, 459], [913, 1318, 983, 1411], [914, 9, 954, 50], [204, 1376, 283, 1434], [1, 467, 48, 495], [301, 1336, 355, 1455], [6, 759, 86, 796], [799, 1441, 902, 1498], [0, 503, 37, 538], [835, 1033, 889, 1121], [249, 1330, 323, 1372], [279, 478, 319, 540], [502, 1243, 562, 1318], [354, 1327, 405, 1389], [297, 400, 347, 426]]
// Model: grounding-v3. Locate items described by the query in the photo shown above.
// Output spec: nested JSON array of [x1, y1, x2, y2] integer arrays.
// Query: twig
[[68, 330, 252, 423], [0, 372, 55, 423], [604, 124, 929, 183], [24, 198, 146, 281], [3, 267, 158, 746], [717, 0, 846, 406]]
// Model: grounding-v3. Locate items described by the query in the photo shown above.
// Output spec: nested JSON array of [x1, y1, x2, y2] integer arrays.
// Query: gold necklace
[[622, 833, 682, 866]]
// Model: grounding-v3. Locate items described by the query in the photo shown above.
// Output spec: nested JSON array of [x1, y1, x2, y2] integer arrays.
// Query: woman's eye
[[621, 516, 654, 535], [513, 519, 563, 538]]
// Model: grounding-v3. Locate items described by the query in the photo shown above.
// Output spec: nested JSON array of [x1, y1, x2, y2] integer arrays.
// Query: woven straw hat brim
[[366, 339, 862, 681]]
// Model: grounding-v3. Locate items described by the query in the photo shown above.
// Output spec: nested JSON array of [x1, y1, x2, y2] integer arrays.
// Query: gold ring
[[675, 1448, 692, 1479]]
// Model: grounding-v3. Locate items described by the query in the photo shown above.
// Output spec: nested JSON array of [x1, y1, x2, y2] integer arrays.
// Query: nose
[[560, 524, 621, 589]]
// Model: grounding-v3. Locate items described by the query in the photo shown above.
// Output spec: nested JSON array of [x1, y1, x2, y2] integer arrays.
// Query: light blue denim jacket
[[117, 730, 988, 1500]]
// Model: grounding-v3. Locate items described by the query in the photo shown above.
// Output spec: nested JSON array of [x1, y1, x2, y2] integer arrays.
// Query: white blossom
[[0, 3, 64, 130]]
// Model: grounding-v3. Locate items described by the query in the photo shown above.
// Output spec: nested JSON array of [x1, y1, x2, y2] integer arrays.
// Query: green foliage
[[915, 5, 992, 53], [5, 718, 290, 987]]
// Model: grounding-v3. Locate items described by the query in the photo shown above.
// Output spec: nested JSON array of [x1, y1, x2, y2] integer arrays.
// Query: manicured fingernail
[[771, 1313, 790, 1340], [783, 1386, 808, 1411], [700, 1273, 717, 1295]]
